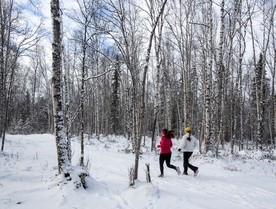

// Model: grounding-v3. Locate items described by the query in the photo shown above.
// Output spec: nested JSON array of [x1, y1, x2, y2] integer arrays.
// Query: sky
[[14, 0, 78, 65], [15, 0, 275, 67], [1, 134, 276, 209]]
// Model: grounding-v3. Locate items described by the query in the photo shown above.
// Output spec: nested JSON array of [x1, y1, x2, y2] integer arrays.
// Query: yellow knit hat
[[184, 127, 191, 133]]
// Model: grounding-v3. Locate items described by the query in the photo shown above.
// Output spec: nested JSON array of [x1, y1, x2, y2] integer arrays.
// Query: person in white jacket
[[178, 127, 199, 176]]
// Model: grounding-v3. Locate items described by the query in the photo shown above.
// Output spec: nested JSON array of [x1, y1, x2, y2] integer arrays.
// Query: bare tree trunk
[[64, 64, 71, 162], [262, 2, 275, 149], [134, 0, 168, 181], [0, 0, 12, 151], [204, 0, 213, 153], [216, 0, 225, 156], [271, 16, 275, 148], [272, 72, 275, 148], [151, 0, 164, 151], [271, 5, 276, 149], [51, 0, 70, 175], [247, 0, 258, 148], [237, 0, 246, 151], [80, 26, 87, 167], [1, 0, 19, 150], [0, 2, 3, 132]]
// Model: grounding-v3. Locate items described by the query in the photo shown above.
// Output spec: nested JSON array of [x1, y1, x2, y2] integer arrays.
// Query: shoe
[[176, 167, 181, 175], [194, 169, 199, 177], [158, 174, 164, 177], [183, 172, 188, 175]]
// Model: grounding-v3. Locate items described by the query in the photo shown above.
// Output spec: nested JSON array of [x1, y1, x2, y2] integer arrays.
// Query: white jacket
[[179, 133, 198, 152]]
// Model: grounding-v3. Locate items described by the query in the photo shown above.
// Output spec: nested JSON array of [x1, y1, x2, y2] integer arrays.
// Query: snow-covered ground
[[0, 134, 275, 209]]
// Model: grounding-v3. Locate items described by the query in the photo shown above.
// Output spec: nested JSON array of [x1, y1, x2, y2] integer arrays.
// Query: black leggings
[[183, 152, 198, 173], [159, 153, 177, 175]]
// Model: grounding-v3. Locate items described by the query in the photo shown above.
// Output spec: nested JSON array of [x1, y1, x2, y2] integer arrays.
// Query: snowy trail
[[1, 134, 276, 209], [86, 139, 276, 209], [152, 173, 273, 209], [86, 137, 276, 209]]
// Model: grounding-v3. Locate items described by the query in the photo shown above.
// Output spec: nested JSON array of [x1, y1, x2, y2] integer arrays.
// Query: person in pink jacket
[[157, 128, 180, 177]]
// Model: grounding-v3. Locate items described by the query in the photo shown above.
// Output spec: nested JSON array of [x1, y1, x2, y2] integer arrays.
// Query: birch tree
[[135, 0, 168, 181], [51, 0, 71, 176], [148, 0, 165, 151], [253, 53, 266, 148], [203, 0, 214, 154], [236, 0, 247, 150], [215, 0, 226, 155]]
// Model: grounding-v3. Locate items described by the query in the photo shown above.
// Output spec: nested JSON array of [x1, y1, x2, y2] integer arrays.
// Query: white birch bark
[[51, 0, 70, 174], [149, 0, 164, 151], [216, 0, 225, 155], [237, 0, 246, 151], [204, 0, 213, 154]]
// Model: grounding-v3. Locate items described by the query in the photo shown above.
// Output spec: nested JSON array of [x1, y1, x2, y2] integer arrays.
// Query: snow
[[1, 134, 276, 209]]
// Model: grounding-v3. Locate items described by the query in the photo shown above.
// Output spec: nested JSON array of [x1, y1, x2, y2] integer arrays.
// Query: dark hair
[[187, 132, 191, 141], [162, 129, 175, 138], [162, 128, 168, 135], [168, 130, 175, 138]]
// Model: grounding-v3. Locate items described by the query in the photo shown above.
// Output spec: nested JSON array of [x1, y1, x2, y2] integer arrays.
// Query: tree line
[[1, 0, 275, 184]]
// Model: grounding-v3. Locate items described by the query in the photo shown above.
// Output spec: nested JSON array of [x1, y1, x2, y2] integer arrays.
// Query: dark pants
[[159, 153, 177, 175], [183, 152, 198, 174]]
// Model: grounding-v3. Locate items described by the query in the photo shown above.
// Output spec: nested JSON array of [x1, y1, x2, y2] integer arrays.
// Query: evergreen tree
[[110, 55, 121, 135], [251, 53, 271, 148]]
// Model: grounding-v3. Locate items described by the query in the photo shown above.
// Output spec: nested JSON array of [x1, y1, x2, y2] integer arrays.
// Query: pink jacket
[[157, 136, 173, 154]]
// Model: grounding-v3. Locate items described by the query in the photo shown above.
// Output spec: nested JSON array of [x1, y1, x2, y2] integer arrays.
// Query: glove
[[178, 148, 181, 152]]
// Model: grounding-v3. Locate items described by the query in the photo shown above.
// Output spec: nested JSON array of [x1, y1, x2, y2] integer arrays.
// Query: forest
[[1, 0, 275, 171]]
